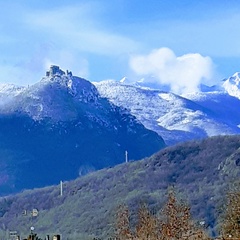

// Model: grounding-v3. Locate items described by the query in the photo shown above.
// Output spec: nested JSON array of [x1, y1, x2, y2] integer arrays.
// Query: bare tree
[[115, 204, 133, 240], [135, 203, 159, 240], [219, 183, 240, 239], [114, 190, 211, 240], [159, 190, 192, 239]]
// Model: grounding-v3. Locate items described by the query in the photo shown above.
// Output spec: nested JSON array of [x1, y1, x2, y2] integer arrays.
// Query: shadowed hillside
[[0, 135, 239, 239]]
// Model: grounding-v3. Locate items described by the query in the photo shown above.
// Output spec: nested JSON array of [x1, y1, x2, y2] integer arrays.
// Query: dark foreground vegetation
[[0, 135, 239, 239]]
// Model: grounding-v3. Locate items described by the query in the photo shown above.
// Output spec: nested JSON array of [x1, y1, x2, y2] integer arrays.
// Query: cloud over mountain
[[129, 47, 215, 94]]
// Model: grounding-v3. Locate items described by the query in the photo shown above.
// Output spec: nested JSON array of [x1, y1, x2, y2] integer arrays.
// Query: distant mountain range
[[94, 72, 240, 145], [0, 66, 165, 195]]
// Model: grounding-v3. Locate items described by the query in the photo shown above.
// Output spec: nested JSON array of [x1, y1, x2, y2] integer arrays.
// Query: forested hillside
[[0, 135, 239, 239]]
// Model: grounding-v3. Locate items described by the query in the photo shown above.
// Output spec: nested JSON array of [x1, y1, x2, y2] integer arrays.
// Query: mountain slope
[[0, 135, 239, 239], [94, 79, 240, 145], [184, 91, 240, 127], [0, 66, 165, 195]]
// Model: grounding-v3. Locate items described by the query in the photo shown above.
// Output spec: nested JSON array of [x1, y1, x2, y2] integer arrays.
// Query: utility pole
[[60, 180, 63, 196]]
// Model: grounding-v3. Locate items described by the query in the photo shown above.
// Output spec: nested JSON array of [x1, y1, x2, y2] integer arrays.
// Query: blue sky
[[0, 0, 240, 92]]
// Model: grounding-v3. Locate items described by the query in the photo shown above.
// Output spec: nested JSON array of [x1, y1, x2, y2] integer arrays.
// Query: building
[[46, 65, 65, 77]]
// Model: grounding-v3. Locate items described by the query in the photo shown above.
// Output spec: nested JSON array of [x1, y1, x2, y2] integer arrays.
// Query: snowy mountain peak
[[120, 77, 129, 83], [94, 75, 240, 145], [232, 72, 240, 80], [226, 72, 240, 86], [222, 72, 240, 99], [40, 65, 99, 102], [0, 66, 102, 121]]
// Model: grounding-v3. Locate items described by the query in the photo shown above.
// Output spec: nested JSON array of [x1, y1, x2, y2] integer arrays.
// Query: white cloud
[[129, 48, 215, 94]]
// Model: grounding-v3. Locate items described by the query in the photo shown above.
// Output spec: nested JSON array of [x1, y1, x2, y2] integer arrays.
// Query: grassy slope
[[0, 135, 239, 239]]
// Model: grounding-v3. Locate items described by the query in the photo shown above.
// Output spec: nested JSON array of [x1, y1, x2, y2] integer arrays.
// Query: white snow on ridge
[[158, 93, 175, 101], [0, 84, 25, 106], [1, 67, 240, 146], [0, 68, 101, 121], [0, 83, 25, 96], [94, 75, 240, 145], [222, 72, 240, 99]]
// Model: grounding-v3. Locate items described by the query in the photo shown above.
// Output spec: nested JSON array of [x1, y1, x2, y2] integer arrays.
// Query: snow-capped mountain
[[0, 68, 101, 122], [0, 66, 165, 195], [94, 73, 240, 145], [222, 72, 240, 99]]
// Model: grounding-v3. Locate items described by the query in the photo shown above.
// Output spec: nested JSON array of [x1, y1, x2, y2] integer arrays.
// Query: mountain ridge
[[94, 72, 240, 145]]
